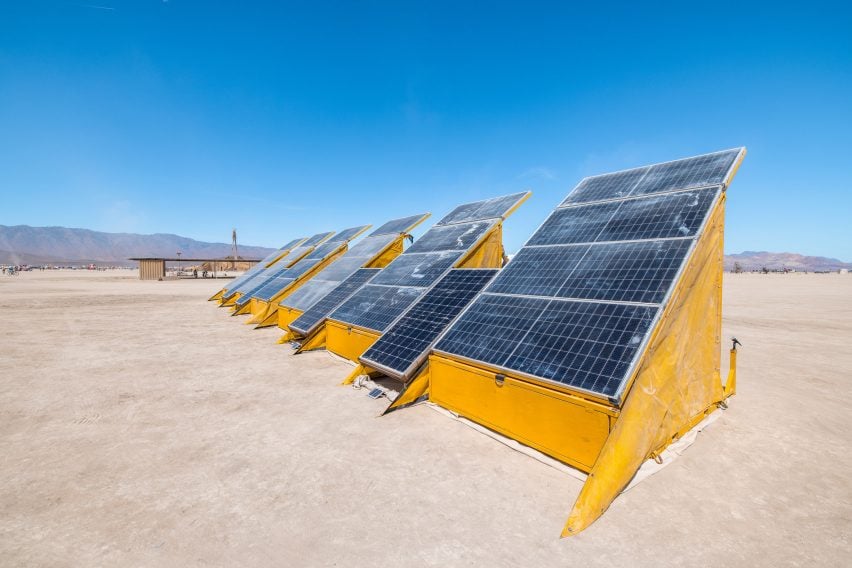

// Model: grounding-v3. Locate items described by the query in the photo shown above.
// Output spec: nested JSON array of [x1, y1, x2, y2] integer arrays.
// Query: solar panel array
[[289, 269, 381, 335], [360, 269, 498, 379], [327, 193, 530, 334], [225, 232, 334, 300], [235, 227, 368, 306], [221, 237, 306, 296], [434, 149, 743, 403], [281, 213, 429, 321]]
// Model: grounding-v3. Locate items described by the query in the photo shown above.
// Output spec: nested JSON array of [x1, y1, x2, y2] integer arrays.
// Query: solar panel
[[371, 214, 430, 236], [327, 284, 424, 333], [328, 225, 370, 243], [360, 269, 498, 379], [405, 220, 496, 254], [343, 234, 398, 260], [301, 232, 335, 247], [369, 251, 463, 288], [435, 148, 744, 403], [436, 192, 529, 226], [282, 279, 339, 312], [222, 237, 306, 294], [561, 148, 740, 206], [289, 269, 381, 335]]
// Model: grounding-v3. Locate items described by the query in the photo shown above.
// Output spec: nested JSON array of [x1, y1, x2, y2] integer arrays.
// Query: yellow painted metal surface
[[384, 364, 431, 414], [208, 289, 224, 302], [277, 307, 303, 334], [365, 236, 405, 268], [325, 320, 380, 362], [429, 355, 615, 472], [296, 325, 328, 352], [456, 223, 505, 269], [220, 292, 240, 307], [563, 195, 731, 536]]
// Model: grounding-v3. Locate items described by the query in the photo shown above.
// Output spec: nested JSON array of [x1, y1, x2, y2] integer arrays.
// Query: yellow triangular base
[[563, 195, 732, 536]]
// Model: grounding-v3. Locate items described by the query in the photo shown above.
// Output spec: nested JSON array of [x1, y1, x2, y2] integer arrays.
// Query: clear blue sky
[[1, 1, 850, 258]]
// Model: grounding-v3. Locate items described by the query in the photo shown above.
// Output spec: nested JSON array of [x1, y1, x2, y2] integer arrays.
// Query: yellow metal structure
[[426, 187, 741, 536]]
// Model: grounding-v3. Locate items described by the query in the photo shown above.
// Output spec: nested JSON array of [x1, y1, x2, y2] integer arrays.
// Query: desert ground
[[1, 270, 850, 566]]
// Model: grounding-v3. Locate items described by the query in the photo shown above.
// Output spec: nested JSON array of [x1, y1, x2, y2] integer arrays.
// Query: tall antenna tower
[[231, 228, 239, 270]]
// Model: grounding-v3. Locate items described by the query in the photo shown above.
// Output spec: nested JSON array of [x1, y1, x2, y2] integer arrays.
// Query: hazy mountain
[[724, 251, 852, 272], [0, 225, 277, 266]]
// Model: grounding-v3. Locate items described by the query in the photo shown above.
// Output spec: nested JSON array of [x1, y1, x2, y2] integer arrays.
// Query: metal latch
[[495, 373, 505, 387]]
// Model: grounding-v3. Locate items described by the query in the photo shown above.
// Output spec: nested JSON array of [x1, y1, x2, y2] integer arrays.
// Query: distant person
[[193, 269, 198, 279]]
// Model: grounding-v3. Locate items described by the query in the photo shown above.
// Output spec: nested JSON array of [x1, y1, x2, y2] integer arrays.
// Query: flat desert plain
[[1, 270, 850, 567]]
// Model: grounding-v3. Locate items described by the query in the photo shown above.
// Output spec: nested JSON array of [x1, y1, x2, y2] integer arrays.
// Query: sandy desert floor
[[0, 270, 850, 566]]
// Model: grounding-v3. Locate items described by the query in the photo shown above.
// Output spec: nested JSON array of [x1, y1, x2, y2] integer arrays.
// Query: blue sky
[[1, 1, 850, 258]]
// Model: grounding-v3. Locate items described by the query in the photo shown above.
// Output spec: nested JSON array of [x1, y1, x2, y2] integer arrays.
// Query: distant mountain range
[[2, 225, 849, 272], [0, 225, 277, 266], [724, 251, 852, 272]]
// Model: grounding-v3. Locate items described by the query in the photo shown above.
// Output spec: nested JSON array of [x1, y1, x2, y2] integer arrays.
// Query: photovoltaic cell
[[405, 220, 494, 254], [556, 239, 692, 304], [283, 279, 339, 312], [504, 300, 658, 397], [487, 245, 590, 298], [301, 232, 335, 247], [344, 234, 397, 259], [371, 214, 429, 236], [290, 269, 381, 335], [328, 225, 370, 243], [434, 294, 551, 369], [631, 150, 739, 196], [596, 188, 720, 242], [328, 284, 424, 333], [560, 168, 648, 206], [369, 251, 462, 288], [561, 149, 740, 206], [360, 269, 498, 378], [436, 192, 529, 226], [306, 241, 345, 260], [527, 202, 622, 246]]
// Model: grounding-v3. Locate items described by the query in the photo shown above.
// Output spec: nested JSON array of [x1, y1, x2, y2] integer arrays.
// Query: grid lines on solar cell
[[487, 245, 590, 298], [433, 294, 550, 369], [371, 214, 429, 236], [504, 300, 658, 397], [282, 279, 339, 312], [289, 269, 380, 335], [528, 202, 621, 246], [595, 188, 720, 242], [301, 232, 335, 247], [327, 284, 424, 333], [345, 234, 396, 259], [370, 251, 463, 288], [561, 167, 648, 206], [631, 149, 739, 196], [360, 269, 498, 378], [436, 192, 529, 226], [405, 221, 494, 254], [556, 239, 692, 304], [253, 274, 297, 301]]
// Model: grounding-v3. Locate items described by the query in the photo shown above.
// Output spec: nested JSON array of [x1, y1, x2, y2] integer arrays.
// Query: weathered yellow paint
[[456, 223, 505, 269], [365, 235, 406, 268], [232, 299, 253, 316], [277, 330, 298, 344], [325, 320, 380, 362], [208, 289, 224, 302], [429, 354, 616, 471], [563, 193, 732, 536], [295, 324, 328, 353], [276, 307, 303, 334], [220, 292, 240, 307], [341, 363, 368, 386], [384, 364, 432, 414]]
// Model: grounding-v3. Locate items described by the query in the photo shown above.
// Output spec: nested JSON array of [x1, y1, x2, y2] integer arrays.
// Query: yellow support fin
[[383, 364, 431, 415], [563, 196, 731, 536]]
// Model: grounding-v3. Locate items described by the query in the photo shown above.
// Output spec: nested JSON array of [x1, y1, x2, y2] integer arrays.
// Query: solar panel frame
[[370, 213, 430, 236], [360, 269, 498, 380], [368, 250, 464, 288], [436, 192, 530, 226], [404, 220, 496, 254]]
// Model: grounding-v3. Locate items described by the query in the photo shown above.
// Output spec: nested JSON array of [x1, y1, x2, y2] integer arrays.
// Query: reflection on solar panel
[[360, 269, 498, 379], [435, 149, 743, 402], [436, 192, 529, 225], [561, 148, 740, 206], [289, 269, 381, 335], [328, 284, 423, 333], [222, 236, 306, 295], [328, 193, 529, 335], [225, 231, 333, 298], [279, 214, 430, 326]]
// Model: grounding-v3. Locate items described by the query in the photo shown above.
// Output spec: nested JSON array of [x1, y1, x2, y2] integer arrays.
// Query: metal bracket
[[495, 373, 505, 387]]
